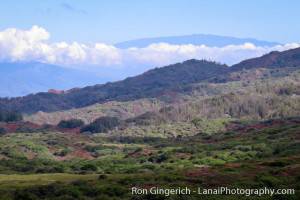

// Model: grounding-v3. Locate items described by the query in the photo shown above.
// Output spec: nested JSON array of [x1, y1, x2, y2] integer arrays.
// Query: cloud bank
[[0, 26, 299, 68]]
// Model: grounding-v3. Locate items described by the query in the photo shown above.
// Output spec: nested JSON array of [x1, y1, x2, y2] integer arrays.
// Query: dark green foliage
[[0, 158, 65, 173], [255, 174, 281, 187], [57, 119, 84, 129], [126, 111, 166, 125], [15, 124, 38, 133], [54, 149, 71, 157], [106, 136, 164, 144], [0, 127, 7, 135], [98, 174, 107, 180], [148, 153, 170, 163], [80, 164, 97, 171], [0, 110, 22, 122], [80, 116, 120, 133]]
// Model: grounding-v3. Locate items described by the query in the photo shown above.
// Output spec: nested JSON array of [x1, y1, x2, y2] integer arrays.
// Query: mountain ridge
[[115, 34, 280, 48], [0, 47, 300, 114], [231, 47, 300, 70], [0, 34, 282, 97]]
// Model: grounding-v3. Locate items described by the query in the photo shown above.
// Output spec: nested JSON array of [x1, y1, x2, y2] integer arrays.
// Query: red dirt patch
[[280, 164, 300, 177], [128, 148, 155, 158], [175, 153, 192, 159], [224, 163, 241, 168], [48, 89, 65, 94], [185, 167, 233, 186], [227, 118, 300, 134], [185, 166, 214, 177], [56, 149, 93, 161], [0, 121, 42, 132]]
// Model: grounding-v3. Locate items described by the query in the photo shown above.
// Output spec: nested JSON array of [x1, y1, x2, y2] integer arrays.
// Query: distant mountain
[[115, 34, 279, 48], [0, 47, 299, 114], [0, 62, 106, 97], [0, 60, 227, 113], [0, 35, 282, 97]]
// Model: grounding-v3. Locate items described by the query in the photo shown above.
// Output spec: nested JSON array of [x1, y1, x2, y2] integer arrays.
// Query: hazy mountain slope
[[115, 34, 279, 48], [25, 69, 300, 126], [0, 60, 227, 113], [0, 35, 280, 97], [0, 62, 105, 97], [1, 47, 300, 114]]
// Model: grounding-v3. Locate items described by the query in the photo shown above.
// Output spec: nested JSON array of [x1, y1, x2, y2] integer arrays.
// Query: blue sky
[[0, 0, 299, 70], [0, 0, 299, 96], [0, 0, 299, 44]]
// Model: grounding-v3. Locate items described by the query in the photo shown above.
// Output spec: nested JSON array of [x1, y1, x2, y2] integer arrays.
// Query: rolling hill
[[231, 47, 300, 70], [0, 60, 227, 113], [0, 47, 300, 114]]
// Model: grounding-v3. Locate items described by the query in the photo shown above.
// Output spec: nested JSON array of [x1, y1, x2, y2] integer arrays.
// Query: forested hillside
[[1, 47, 300, 115]]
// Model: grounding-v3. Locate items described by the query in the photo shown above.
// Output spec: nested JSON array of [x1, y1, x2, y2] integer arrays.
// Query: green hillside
[[24, 68, 300, 138], [0, 117, 299, 199]]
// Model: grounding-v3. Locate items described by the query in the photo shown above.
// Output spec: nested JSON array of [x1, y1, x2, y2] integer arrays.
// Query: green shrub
[[234, 145, 252, 152], [126, 111, 165, 125], [148, 153, 170, 163], [256, 174, 281, 187], [263, 161, 289, 167], [0, 127, 7, 135], [197, 157, 226, 165], [80, 116, 120, 133], [58, 119, 84, 129], [16, 126, 37, 133], [0, 110, 23, 122], [98, 174, 107, 180], [80, 163, 98, 171], [54, 148, 71, 157], [191, 118, 229, 134]]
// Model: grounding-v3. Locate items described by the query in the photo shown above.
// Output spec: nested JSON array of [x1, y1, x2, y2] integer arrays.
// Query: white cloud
[[0, 26, 121, 66], [0, 26, 299, 68], [0, 26, 50, 61]]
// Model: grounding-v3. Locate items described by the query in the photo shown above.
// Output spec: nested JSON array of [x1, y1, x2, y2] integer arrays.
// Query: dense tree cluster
[[125, 111, 166, 125], [0, 110, 23, 122], [57, 119, 84, 129], [80, 116, 120, 133], [0, 127, 7, 135]]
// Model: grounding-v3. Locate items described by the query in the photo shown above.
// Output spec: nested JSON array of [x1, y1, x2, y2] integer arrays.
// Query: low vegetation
[[0, 118, 299, 199], [57, 119, 84, 129], [0, 110, 22, 122], [80, 116, 121, 133]]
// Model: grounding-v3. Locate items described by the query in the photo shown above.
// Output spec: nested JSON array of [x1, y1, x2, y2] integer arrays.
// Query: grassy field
[[0, 173, 98, 189]]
